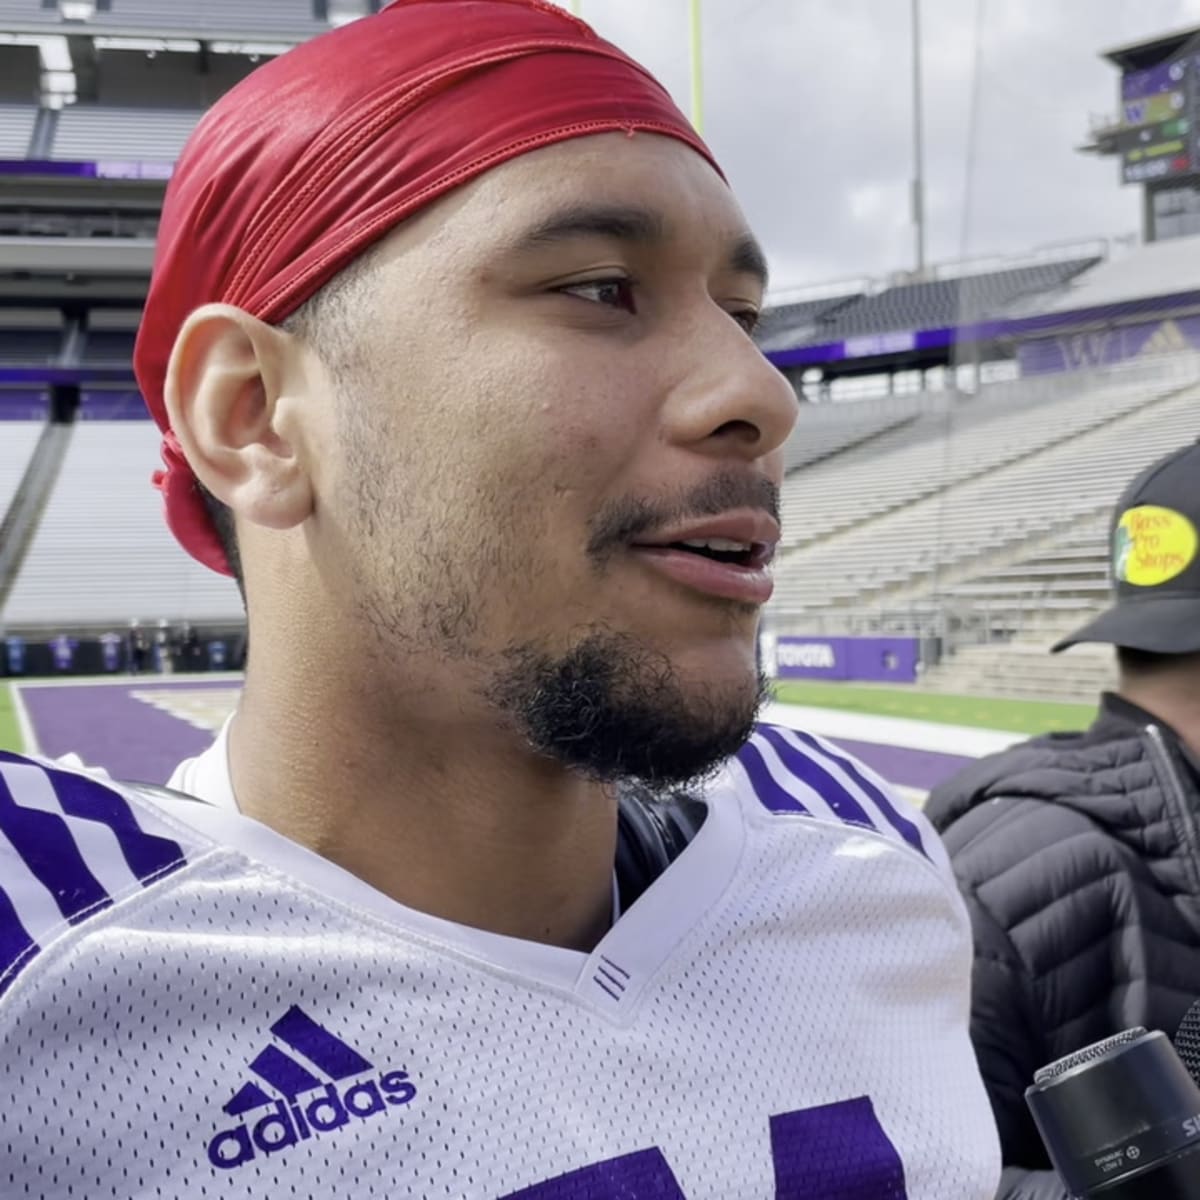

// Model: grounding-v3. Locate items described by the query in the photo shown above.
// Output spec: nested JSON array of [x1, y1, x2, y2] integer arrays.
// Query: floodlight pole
[[689, 0, 704, 135], [911, 0, 927, 277]]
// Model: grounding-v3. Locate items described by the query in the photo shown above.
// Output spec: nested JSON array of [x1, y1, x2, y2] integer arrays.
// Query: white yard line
[[763, 701, 1027, 759], [9, 684, 40, 756], [13, 671, 246, 690]]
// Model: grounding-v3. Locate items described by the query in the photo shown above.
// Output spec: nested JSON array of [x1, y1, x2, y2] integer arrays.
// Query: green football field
[[773, 679, 1097, 736], [0, 682, 24, 754]]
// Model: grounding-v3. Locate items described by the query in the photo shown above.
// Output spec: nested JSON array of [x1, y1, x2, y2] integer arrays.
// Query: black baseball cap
[[1053, 438, 1200, 655]]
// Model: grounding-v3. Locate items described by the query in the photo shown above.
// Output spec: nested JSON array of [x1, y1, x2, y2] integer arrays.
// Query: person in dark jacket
[[925, 438, 1200, 1200]]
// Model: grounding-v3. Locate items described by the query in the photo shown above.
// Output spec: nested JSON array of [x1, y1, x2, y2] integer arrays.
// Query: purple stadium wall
[[774, 636, 919, 683], [1017, 315, 1200, 375]]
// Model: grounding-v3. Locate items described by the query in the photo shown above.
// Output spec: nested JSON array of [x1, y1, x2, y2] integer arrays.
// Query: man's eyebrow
[[514, 203, 668, 250], [730, 233, 770, 292], [511, 202, 770, 290]]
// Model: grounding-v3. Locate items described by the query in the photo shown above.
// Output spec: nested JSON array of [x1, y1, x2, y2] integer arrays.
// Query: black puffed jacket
[[925, 694, 1200, 1200]]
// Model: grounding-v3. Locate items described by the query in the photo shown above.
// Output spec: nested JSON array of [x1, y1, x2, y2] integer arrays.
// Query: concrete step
[[919, 637, 1116, 704]]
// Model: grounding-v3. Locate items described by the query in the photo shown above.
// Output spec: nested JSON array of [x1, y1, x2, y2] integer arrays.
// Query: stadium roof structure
[[756, 292, 864, 353], [760, 253, 1104, 375], [1099, 24, 1200, 72]]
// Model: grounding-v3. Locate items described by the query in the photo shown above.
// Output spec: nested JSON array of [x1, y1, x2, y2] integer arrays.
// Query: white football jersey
[[0, 725, 1000, 1198]]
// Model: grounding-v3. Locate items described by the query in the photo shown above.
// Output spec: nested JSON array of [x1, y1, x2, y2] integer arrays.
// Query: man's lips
[[631, 510, 781, 550], [628, 510, 779, 604], [628, 545, 775, 604]]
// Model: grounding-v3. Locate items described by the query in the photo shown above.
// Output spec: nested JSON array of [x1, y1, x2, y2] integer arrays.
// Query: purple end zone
[[18, 681, 235, 785]]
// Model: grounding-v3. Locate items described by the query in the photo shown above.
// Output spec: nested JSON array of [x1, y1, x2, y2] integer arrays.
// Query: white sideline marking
[[14, 671, 245, 690], [9, 685, 40, 756], [762, 701, 1026, 760]]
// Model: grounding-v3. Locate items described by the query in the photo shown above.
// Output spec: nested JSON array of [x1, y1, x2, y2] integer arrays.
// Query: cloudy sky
[[559, 0, 1200, 297]]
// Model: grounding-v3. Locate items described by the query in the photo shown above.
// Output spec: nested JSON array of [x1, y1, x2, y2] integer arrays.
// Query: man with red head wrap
[[0, 3, 999, 1196]]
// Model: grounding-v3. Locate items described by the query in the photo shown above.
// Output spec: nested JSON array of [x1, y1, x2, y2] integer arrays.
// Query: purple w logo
[[502, 1096, 907, 1198]]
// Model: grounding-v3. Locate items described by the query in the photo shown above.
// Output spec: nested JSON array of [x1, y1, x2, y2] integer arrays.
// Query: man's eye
[[560, 278, 638, 314], [731, 309, 761, 335]]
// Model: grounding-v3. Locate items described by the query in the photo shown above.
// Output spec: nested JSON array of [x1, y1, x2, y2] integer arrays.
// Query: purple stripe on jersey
[[754, 725, 874, 829], [770, 1096, 908, 1197], [223, 1081, 273, 1116], [598, 955, 630, 980], [781, 727, 927, 859], [0, 884, 37, 998], [24, 756, 187, 883], [248, 1045, 324, 1098], [0, 771, 111, 923], [270, 1005, 373, 1080], [735, 738, 809, 815], [500, 1147, 686, 1199], [595, 966, 626, 992], [593, 974, 622, 1001]]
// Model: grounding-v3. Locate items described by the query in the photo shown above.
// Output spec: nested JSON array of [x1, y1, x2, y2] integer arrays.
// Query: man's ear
[[163, 303, 313, 534]]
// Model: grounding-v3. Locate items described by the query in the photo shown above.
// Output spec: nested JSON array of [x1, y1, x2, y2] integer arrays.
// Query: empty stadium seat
[[82, 329, 136, 364], [770, 357, 1200, 616], [51, 104, 202, 162], [0, 1, 43, 24], [0, 420, 43, 520], [2, 421, 243, 625], [1038, 238, 1200, 310], [85, 0, 334, 35], [0, 101, 36, 157], [0, 313, 65, 365], [780, 393, 934, 473]]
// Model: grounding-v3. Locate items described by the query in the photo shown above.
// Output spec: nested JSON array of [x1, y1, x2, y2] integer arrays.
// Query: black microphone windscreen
[[1176, 998, 1200, 1086]]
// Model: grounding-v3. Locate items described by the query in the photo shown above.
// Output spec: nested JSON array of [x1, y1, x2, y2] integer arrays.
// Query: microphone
[[1177, 998, 1200, 1085], [1024, 1027, 1200, 1197]]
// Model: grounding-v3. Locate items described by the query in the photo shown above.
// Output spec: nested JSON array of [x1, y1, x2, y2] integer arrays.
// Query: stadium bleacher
[[780, 392, 933, 473], [1036, 236, 1200, 310], [81, 329, 135, 364], [0, 0, 340, 35], [0, 420, 42, 517], [80, 309, 139, 367], [777, 367, 1166, 552], [0, 310, 64, 364], [0, 102, 36, 156], [51, 105, 203, 162], [0, 2, 42, 30], [772, 358, 1200, 614], [1, 420, 242, 626], [84, 0, 336, 36]]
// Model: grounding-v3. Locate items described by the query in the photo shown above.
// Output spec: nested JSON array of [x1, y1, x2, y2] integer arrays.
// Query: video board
[[1120, 52, 1199, 184]]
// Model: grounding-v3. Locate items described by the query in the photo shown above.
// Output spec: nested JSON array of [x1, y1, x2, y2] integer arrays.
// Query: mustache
[[586, 472, 781, 559]]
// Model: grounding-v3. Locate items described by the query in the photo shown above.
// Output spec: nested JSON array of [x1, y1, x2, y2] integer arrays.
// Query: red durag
[[134, 0, 720, 576]]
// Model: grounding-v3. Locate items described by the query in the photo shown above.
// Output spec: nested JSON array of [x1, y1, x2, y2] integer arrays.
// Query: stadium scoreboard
[[1119, 52, 1200, 184]]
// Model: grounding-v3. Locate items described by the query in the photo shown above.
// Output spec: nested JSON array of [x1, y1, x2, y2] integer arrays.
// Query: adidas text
[[207, 1070, 417, 1169]]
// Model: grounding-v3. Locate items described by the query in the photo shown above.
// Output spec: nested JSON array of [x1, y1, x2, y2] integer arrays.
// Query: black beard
[[489, 630, 767, 790]]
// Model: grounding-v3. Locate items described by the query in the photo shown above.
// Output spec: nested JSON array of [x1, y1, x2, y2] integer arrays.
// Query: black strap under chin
[[121, 779, 707, 913], [614, 786, 708, 912]]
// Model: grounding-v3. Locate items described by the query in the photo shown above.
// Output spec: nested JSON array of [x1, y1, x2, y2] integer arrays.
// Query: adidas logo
[[206, 1005, 417, 1170]]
